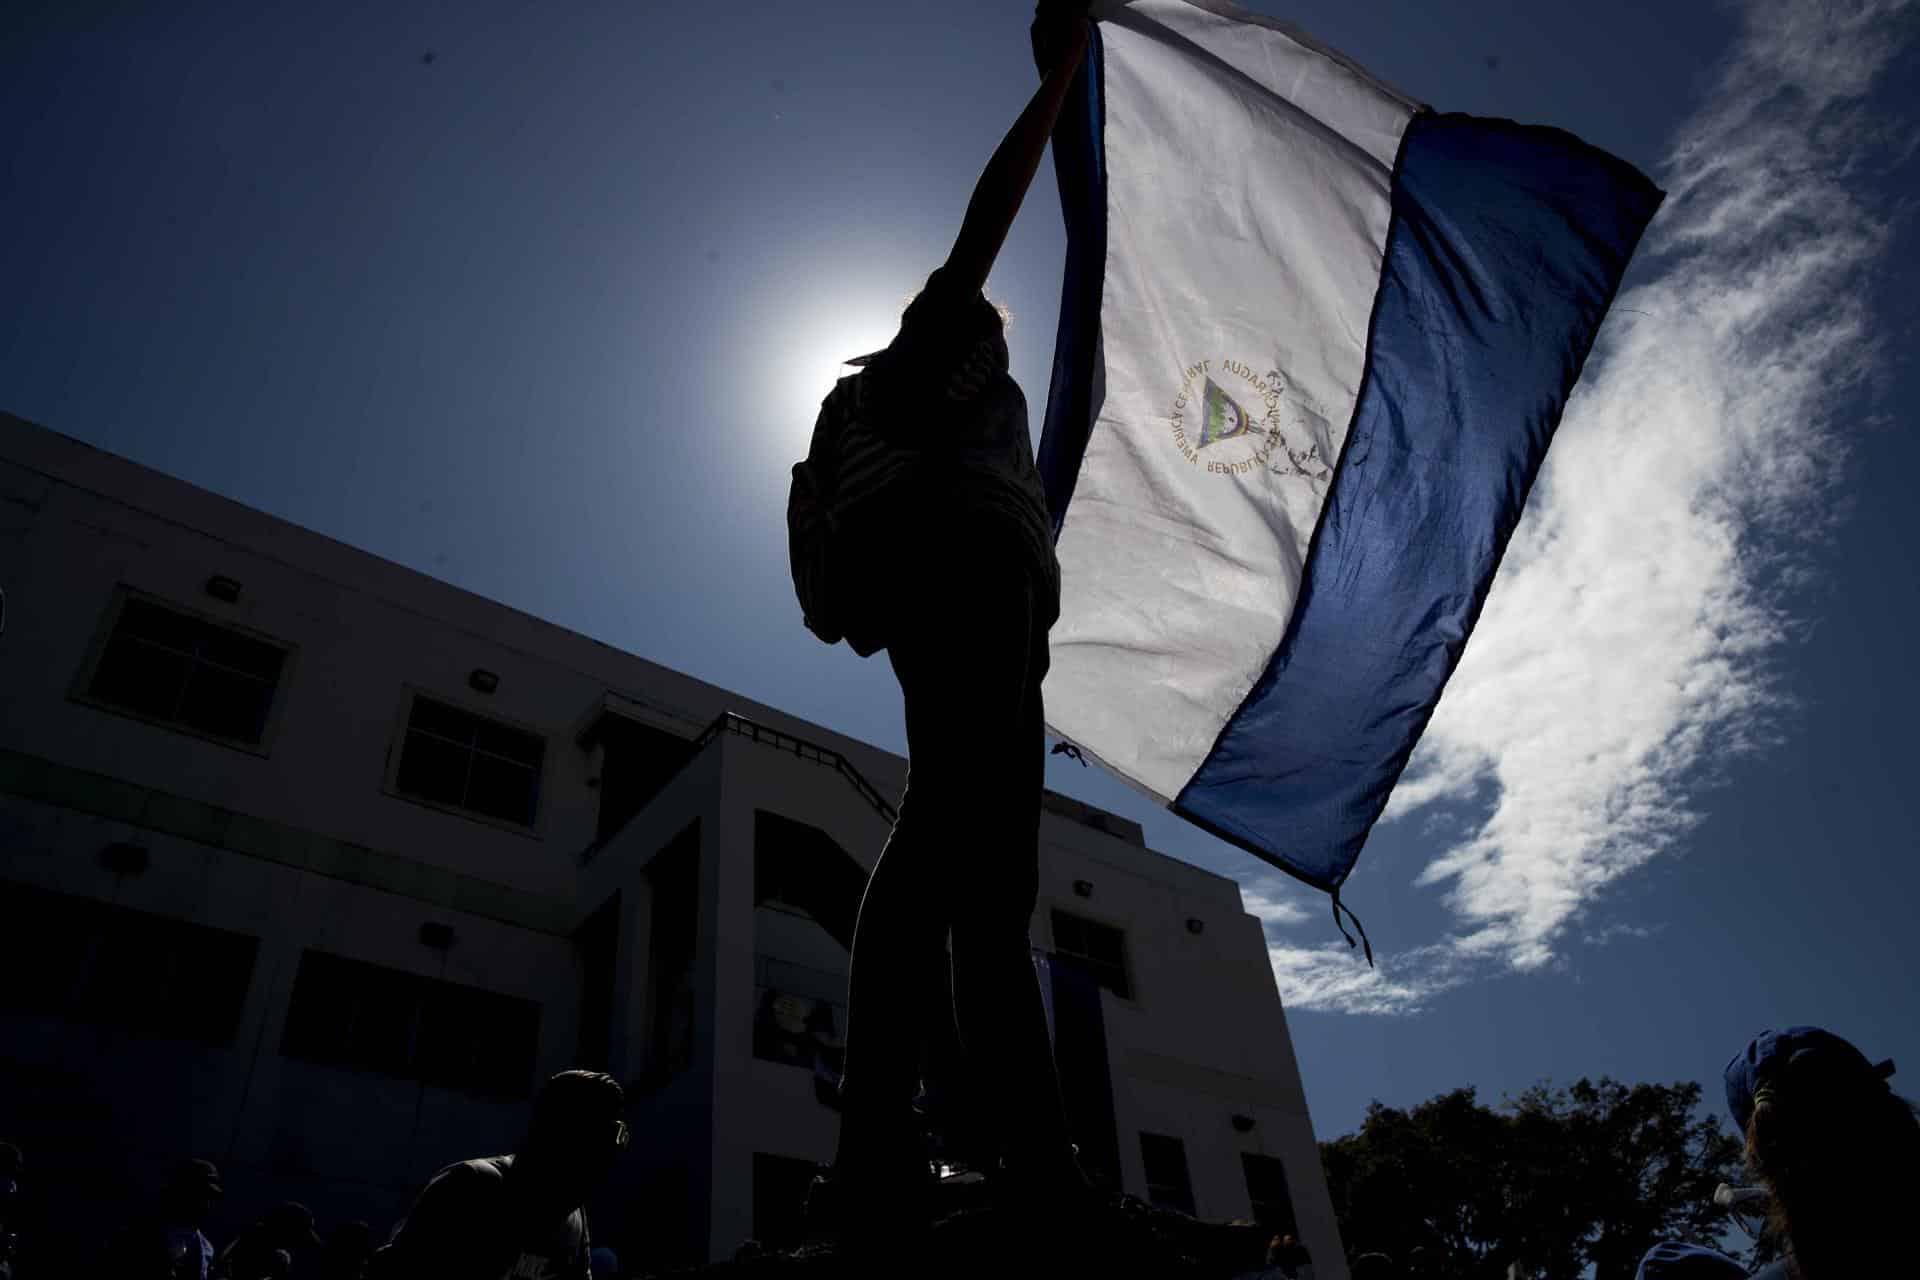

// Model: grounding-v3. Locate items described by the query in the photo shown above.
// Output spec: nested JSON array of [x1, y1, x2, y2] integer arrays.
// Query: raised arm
[[940, 10, 1093, 297]]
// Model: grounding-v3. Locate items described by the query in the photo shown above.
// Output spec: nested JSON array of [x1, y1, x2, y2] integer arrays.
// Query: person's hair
[[1745, 1078, 1920, 1278], [530, 1070, 624, 1138]]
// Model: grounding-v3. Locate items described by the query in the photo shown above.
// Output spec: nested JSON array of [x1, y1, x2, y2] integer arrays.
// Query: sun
[[759, 277, 903, 450]]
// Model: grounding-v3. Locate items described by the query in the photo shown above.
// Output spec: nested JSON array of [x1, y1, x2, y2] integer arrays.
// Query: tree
[[1321, 1079, 1746, 1280], [1320, 1089, 1518, 1279]]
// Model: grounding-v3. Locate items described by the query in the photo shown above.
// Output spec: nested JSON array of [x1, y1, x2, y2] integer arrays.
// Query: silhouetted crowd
[[4, 1026, 1912, 1279], [1, 1071, 632, 1280]]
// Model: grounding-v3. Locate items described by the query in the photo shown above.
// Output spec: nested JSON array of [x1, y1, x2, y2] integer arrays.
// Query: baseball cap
[[1724, 1025, 1896, 1135]]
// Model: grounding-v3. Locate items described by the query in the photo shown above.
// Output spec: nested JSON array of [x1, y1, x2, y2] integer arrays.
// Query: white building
[[0, 411, 1347, 1274]]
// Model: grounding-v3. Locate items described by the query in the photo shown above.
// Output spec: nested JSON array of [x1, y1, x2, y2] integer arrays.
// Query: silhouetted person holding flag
[[372, 1070, 627, 1280], [791, 0, 1102, 1262]]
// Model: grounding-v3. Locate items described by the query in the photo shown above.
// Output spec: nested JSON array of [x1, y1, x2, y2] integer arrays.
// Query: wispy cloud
[[1582, 922, 1666, 948], [1275, 0, 1913, 1013], [1240, 875, 1316, 928]]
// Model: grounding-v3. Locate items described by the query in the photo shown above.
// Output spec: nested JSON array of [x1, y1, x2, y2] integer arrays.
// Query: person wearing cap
[[797, 0, 1100, 1265], [371, 1070, 627, 1280], [1636, 1025, 1916, 1280], [102, 1158, 223, 1279], [211, 1202, 321, 1280]]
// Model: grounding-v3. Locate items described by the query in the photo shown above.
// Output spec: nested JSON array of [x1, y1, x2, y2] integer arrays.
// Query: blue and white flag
[[1038, 0, 1663, 914]]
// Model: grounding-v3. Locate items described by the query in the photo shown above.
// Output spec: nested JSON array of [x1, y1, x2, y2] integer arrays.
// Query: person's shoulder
[[430, 1156, 512, 1189]]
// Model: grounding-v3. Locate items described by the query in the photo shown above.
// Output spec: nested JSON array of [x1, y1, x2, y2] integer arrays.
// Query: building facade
[[0, 412, 1347, 1274]]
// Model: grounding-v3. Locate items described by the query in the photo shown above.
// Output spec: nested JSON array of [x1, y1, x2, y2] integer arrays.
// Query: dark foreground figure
[[647, 1184, 1278, 1279], [372, 1070, 628, 1280], [1636, 1024, 1916, 1280], [101, 1157, 224, 1279], [793, 0, 1104, 1268]]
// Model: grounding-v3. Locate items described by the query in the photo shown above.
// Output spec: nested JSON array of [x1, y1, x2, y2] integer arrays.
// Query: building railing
[[694, 711, 900, 826], [584, 711, 900, 866]]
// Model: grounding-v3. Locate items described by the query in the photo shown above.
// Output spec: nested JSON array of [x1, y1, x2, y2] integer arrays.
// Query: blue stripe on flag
[[1037, 26, 1107, 539], [1173, 111, 1663, 893]]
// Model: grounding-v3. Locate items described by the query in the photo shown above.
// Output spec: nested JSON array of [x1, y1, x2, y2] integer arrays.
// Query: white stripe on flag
[[1046, 0, 1421, 802]]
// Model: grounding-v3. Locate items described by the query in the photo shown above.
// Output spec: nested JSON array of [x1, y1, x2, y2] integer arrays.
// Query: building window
[[753, 811, 866, 951], [280, 950, 540, 1098], [392, 694, 545, 827], [642, 823, 700, 1090], [1139, 1131, 1196, 1216], [574, 892, 621, 1072], [1241, 1152, 1298, 1236], [592, 715, 696, 845], [0, 880, 258, 1046], [82, 594, 289, 747], [752, 956, 846, 1075], [1050, 908, 1132, 999]]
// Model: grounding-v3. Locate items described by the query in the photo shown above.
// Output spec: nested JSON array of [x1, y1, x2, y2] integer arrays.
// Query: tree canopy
[[1320, 1078, 1751, 1280]]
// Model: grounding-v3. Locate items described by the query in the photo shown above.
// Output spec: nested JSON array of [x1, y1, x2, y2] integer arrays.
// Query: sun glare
[[771, 291, 901, 448]]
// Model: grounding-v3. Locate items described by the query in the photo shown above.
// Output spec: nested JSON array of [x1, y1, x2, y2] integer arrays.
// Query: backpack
[[788, 371, 923, 658]]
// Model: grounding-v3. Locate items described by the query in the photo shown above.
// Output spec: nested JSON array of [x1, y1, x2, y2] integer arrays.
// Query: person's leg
[[945, 579, 1073, 1169], [832, 558, 1030, 1173], [833, 773, 948, 1166]]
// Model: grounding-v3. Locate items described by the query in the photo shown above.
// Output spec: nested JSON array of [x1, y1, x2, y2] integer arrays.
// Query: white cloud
[[1582, 922, 1666, 948], [1239, 875, 1316, 929], [1275, 0, 1913, 1012]]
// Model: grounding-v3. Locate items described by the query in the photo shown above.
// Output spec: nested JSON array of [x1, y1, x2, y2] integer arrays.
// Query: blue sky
[[3, 0, 1915, 1147]]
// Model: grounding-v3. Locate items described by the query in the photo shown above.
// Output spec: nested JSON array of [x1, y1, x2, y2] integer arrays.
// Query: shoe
[[814, 1114, 938, 1253]]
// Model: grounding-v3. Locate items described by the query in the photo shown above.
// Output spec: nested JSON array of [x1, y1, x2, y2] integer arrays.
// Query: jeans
[[836, 542, 1070, 1167]]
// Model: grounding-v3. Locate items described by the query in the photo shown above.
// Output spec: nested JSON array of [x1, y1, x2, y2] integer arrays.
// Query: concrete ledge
[[0, 746, 574, 935], [1124, 1048, 1312, 1116]]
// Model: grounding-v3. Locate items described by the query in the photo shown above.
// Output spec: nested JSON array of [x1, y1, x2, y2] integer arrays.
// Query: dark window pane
[[395, 699, 544, 826], [0, 883, 255, 1045], [282, 950, 537, 1098], [474, 720, 543, 768], [1084, 924, 1125, 966], [0, 886, 88, 1014], [115, 599, 203, 653], [177, 666, 275, 743], [347, 973, 422, 1077], [1241, 1153, 1298, 1236], [489, 998, 541, 1096], [1140, 1132, 1195, 1215], [407, 697, 478, 744], [75, 918, 168, 1031], [396, 731, 470, 807], [90, 635, 192, 720], [88, 599, 287, 746], [200, 627, 287, 681], [465, 754, 537, 826], [1052, 911, 1129, 998], [416, 986, 484, 1088]]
